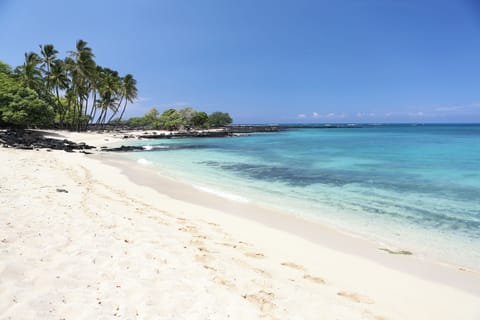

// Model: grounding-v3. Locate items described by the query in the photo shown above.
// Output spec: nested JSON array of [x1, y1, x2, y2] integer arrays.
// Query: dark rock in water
[[103, 145, 145, 152], [227, 125, 282, 133], [139, 130, 233, 139]]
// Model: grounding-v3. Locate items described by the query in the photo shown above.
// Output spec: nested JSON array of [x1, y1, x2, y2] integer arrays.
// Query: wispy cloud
[[298, 112, 348, 120], [433, 103, 480, 113], [134, 96, 152, 103], [434, 105, 464, 112], [356, 112, 376, 118]]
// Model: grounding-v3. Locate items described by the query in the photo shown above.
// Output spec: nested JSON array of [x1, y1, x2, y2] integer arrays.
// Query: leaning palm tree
[[86, 65, 103, 130], [96, 67, 120, 127], [114, 74, 138, 125]]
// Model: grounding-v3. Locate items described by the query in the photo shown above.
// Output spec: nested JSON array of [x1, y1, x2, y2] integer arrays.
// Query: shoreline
[[112, 133, 480, 275], [1, 130, 480, 319], [98, 152, 480, 296]]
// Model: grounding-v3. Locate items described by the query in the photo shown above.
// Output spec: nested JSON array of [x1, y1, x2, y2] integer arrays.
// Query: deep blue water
[[124, 124, 480, 269]]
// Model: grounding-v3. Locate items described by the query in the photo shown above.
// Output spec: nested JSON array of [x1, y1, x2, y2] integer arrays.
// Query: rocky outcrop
[[0, 129, 95, 152]]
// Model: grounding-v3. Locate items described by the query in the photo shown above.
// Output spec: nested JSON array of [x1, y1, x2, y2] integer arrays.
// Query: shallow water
[[122, 124, 480, 270]]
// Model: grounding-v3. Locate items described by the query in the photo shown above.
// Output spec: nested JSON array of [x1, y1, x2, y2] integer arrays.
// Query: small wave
[[137, 158, 152, 165], [193, 185, 250, 203], [143, 145, 153, 151]]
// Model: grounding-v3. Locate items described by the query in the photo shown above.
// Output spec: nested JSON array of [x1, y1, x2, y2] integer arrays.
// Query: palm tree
[[39, 44, 58, 90], [16, 52, 42, 91], [86, 66, 103, 129], [67, 40, 96, 130], [49, 59, 70, 126], [115, 74, 138, 125], [96, 67, 120, 127]]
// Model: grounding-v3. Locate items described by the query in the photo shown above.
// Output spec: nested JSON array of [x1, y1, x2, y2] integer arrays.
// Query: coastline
[[100, 153, 480, 294], [1, 130, 480, 319]]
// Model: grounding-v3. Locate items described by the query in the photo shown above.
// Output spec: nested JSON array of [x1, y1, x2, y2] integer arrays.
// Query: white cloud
[[408, 111, 425, 117], [434, 105, 463, 112], [434, 103, 480, 112], [297, 113, 307, 119], [312, 112, 319, 118], [134, 96, 152, 103]]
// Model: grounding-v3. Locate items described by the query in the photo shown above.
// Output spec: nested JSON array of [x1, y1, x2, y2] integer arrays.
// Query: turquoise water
[[123, 124, 480, 269]]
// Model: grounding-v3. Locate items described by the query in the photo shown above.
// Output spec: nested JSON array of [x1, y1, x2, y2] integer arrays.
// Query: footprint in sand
[[244, 252, 265, 259], [176, 218, 187, 225], [203, 265, 217, 271], [337, 291, 374, 304], [193, 234, 208, 239], [214, 276, 236, 289], [280, 262, 306, 271], [216, 242, 238, 248], [303, 274, 325, 284], [195, 254, 213, 263], [253, 268, 272, 278], [189, 239, 204, 246], [242, 290, 276, 313]]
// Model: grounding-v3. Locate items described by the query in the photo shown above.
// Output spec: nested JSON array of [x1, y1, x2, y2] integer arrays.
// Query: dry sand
[[1, 130, 479, 319]]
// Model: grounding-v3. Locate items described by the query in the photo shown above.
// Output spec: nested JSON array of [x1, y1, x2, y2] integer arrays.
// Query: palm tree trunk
[[55, 86, 64, 128], [116, 99, 129, 128], [107, 96, 123, 124]]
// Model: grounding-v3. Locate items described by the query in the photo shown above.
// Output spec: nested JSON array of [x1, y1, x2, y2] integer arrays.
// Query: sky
[[1, 0, 480, 123]]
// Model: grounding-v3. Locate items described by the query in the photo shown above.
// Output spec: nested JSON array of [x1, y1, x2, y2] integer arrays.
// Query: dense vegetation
[[125, 107, 232, 130], [1, 40, 137, 131], [1, 40, 233, 131]]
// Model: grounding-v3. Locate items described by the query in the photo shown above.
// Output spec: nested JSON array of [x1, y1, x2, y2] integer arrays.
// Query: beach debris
[[56, 188, 69, 193], [379, 248, 413, 255]]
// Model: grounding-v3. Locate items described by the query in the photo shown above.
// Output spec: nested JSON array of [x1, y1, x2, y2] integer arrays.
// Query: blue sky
[[1, 0, 480, 123]]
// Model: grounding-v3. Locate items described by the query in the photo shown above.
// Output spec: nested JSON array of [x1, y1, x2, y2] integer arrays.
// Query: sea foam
[[137, 158, 152, 165], [193, 185, 250, 203]]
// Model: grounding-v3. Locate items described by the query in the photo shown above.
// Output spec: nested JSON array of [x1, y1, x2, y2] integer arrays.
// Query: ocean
[[122, 124, 480, 270]]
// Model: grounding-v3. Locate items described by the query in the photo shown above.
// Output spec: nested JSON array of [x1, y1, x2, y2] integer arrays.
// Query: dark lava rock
[[103, 145, 145, 152], [0, 129, 96, 152]]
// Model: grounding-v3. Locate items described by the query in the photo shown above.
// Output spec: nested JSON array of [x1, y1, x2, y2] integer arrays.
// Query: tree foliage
[[208, 112, 232, 127], [0, 62, 54, 126], [192, 111, 209, 128], [1, 40, 138, 131], [159, 108, 185, 130], [123, 107, 233, 131]]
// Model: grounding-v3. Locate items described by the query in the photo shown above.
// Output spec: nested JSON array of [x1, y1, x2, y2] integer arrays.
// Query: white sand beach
[[1, 130, 479, 319]]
